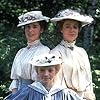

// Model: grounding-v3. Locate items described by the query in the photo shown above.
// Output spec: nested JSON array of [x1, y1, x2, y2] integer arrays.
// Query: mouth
[[28, 33, 35, 36], [43, 78, 50, 81], [68, 33, 76, 36]]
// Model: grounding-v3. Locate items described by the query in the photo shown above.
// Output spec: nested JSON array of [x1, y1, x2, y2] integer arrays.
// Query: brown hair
[[39, 20, 49, 30], [23, 20, 48, 31], [57, 19, 82, 31]]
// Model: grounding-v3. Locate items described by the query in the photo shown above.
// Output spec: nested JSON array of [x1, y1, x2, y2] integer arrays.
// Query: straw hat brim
[[29, 54, 62, 67], [51, 16, 94, 27]]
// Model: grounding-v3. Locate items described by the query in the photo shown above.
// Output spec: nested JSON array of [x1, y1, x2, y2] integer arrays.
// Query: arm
[[81, 48, 96, 100], [9, 80, 18, 93], [9, 49, 23, 92]]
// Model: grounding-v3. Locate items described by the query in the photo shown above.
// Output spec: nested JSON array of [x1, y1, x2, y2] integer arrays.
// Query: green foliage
[[41, 23, 62, 49], [0, 0, 100, 99], [92, 70, 100, 99]]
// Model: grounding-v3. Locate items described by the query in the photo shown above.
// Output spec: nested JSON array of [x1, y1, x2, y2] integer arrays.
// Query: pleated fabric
[[5, 82, 81, 100]]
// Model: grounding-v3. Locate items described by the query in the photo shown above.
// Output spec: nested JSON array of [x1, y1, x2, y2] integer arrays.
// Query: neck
[[64, 39, 76, 43]]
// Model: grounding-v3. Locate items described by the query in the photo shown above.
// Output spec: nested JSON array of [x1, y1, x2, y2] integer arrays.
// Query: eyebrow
[[64, 23, 79, 26]]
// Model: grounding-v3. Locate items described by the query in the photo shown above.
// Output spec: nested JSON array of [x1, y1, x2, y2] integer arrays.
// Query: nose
[[29, 26, 33, 32], [69, 27, 75, 33], [70, 26, 74, 31], [44, 70, 49, 76]]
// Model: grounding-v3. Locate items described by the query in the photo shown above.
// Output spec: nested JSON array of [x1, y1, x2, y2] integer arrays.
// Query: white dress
[[50, 40, 95, 100], [9, 40, 50, 91]]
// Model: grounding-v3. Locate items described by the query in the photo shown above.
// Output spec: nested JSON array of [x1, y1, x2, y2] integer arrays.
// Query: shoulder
[[51, 44, 61, 52], [13, 48, 25, 58], [75, 46, 88, 55], [50, 44, 65, 57], [39, 43, 50, 51], [16, 47, 26, 53]]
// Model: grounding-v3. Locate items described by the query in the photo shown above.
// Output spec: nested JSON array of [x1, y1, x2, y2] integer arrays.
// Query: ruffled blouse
[[9, 40, 50, 91], [50, 40, 95, 99]]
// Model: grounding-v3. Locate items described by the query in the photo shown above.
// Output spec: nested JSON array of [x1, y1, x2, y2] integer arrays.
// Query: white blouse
[[50, 40, 95, 99], [9, 40, 50, 91]]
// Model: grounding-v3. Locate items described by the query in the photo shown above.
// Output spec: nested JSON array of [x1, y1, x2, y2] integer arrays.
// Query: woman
[[50, 9, 95, 100], [5, 53, 81, 100], [9, 11, 50, 93]]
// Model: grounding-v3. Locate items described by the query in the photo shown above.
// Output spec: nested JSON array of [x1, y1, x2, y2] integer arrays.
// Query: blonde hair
[[35, 64, 61, 74]]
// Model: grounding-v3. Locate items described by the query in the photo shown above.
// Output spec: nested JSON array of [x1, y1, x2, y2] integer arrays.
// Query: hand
[[12, 88, 17, 93]]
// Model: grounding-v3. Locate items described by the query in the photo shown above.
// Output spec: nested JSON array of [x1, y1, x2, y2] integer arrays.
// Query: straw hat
[[51, 9, 94, 27], [29, 53, 63, 67], [17, 11, 50, 27]]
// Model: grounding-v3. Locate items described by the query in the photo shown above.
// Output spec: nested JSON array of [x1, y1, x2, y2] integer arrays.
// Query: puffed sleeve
[[9, 49, 23, 91], [80, 48, 96, 100], [81, 48, 93, 90]]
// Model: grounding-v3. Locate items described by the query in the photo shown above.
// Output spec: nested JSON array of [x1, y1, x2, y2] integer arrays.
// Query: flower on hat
[[19, 14, 37, 23], [36, 55, 56, 64], [17, 11, 50, 27], [55, 9, 80, 18]]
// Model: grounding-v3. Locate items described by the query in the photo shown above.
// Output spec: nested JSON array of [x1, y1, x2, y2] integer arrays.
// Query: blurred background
[[0, 0, 100, 99]]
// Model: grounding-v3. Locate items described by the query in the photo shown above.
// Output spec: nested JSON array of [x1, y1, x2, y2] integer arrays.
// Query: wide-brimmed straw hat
[[17, 11, 50, 27], [29, 53, 63, 67], [51, 9, 94, 27]]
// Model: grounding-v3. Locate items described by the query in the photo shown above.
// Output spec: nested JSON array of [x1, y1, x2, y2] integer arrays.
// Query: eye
[[39, 68, 45, 72], [73, 25, 79, 29], [32, 25, 39, 28], [65, 25, 70, 28], [25, 25, 30, 28], [48, 69, 53, 72], [48, 67, 55, 72]]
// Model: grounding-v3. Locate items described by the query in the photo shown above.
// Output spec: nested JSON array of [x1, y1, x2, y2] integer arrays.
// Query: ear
[[60, 27, 63, 33], [60, 30, 63, 33], [40, 28, 44, 33]]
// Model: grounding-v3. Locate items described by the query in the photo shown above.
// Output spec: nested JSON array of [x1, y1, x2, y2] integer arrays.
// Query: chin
[[28, 39, 36, 42]]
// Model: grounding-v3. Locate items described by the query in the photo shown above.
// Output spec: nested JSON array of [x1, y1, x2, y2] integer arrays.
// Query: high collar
[[60, 40, 76, 50], [27, 40, 40, 49], [30, 80, 67, 95]]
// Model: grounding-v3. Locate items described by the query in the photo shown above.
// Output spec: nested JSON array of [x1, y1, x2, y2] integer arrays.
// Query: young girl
[[5, 53, 81, 100]]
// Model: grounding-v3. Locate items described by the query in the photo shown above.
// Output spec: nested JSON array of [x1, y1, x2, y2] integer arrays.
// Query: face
[[37, 66, 57, 87], [60, 19, 80, 42], [25, 22, 43, 43]]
